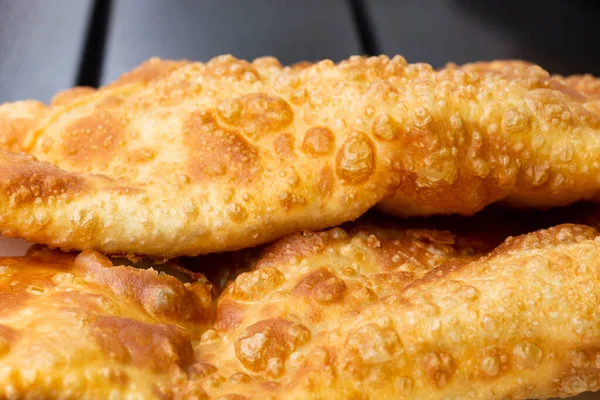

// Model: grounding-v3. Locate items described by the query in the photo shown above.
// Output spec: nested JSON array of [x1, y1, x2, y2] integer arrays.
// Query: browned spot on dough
[[278, 189, 306, 210], [62, 111, 124, 165], [228, 266, 286, 301], [302, 127, 334, 156], [502, 107, 532, 134], [477, 345, 509, 378], [128, 148, 156, 163], [336, 132, 375, 184], [51, 87, 96, 107], [74, 251, 211, 329], [106, 58, 188, 88], [108, 185, 145, 196], [187, 362, 217, 380], [368, 271, 418, 294], [97, 95, 126, 110], [235, 318, 311, 377], [220, 395, 249, 400], [373, 229, 457, 271], [259, 231, 327, 267], [406, 259, 468, 290], [420, 351, 456, 388], [0, 152, 89, 203], [290, 61, 313, 71], [49, 291, 111, 315], [342, 323, 405, 380], [0, 275, 38, 316], [214, 299, 246, 333], [0, 324, 19, 348], [318, 164, 335, 197], [217, 93, 294, 136], [226, 202, 248, 223], [372, 113, 402, 140], [273, 133, 296, 159], [0, 252, 74, 317], [292, 268, 346, 304], [185, 111, 261, 184], [91, 316, 194, 372]]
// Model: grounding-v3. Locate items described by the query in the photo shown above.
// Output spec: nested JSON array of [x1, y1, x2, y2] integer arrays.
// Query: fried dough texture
[[189, 223, 600, 399], [0, 247, 212, 399], [3, 219, 600, 398], [196, 216, 489, 375], [456, 60, 600, 113], [377, 59, 600, 217], [3, 56, 600, 256]]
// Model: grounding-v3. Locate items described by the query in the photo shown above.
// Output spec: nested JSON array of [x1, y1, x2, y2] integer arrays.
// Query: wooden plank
[[0, 0, 93, 103], [363, 0, 600, 75], [101, 0, 362, 84]]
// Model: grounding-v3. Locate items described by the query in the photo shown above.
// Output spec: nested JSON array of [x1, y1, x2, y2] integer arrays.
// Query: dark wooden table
[[1, 0, 599, 103]]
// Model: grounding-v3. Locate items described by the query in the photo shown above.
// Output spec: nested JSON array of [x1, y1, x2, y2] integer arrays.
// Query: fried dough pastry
[[2, 218, 600, 399], [208, 221, 484, 337], [377, 58, 600, 217], [189, 224, 600, 399], [0, 247, 212, 399], [278, 224, 600, 399], [185, 217, 491, 397], [3, 56, 600, 256]]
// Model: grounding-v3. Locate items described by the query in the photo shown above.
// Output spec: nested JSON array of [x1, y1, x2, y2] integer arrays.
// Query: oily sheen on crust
[[0, 248, 212, 399], [191, 224, 600, 399], [2, 218, 600, 398], [2, 56, 600, 256], [190, 215, 496, 398], [0, 215, 490, 399]]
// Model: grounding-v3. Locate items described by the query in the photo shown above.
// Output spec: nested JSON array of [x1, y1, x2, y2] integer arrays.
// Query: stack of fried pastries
[[1, 55, 600, 399]]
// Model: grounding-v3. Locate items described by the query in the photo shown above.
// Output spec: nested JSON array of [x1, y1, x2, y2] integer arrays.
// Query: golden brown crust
[[3, 55, 600, 256], [3, 218, 600, 398], [186, 215, 523, 398], [282, 224, 600, 399], [188, 223, 600, 399], [0, 247, 212, 399], [379, 59, 600, 217], [0, 55, 409, 257], [210, 219, 484, 333]]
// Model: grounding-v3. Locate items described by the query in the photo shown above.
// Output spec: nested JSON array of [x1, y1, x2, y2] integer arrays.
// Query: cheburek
[[190, 223, 600, 400], [187, 216, 495, 396], [0, 247, 212, 399], [2, 56, 600, 256], [3, 216, 600, 399]]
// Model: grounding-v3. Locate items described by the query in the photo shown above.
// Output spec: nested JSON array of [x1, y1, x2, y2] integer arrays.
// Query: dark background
[[1, 0, 599, 103]]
